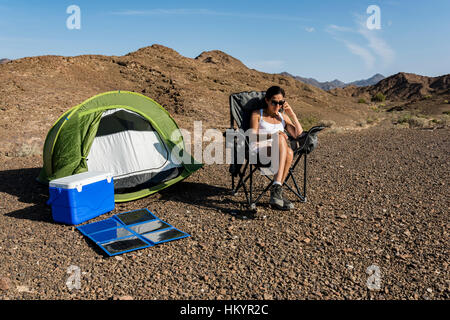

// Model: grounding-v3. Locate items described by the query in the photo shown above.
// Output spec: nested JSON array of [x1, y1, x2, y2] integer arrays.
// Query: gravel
[[0, 127, 448, 300]]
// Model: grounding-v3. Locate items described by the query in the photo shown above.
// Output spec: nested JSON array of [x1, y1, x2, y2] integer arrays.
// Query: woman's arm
[[282, 102, 303, 138], [249, 110, 264, 142], [249, 109, 260, 136]]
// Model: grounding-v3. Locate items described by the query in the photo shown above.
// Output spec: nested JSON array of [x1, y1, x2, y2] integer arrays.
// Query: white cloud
[[326, 17, 395, 69], [358, 22, 395, 66], [343, 41, 376, 69], [327, 24, 353, 33], [305, 27, 315, 33]]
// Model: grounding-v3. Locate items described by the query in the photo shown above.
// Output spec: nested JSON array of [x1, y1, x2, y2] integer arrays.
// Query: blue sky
[[1, 0, 449, 82]]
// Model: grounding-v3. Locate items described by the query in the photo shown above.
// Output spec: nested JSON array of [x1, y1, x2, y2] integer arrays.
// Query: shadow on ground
[[158, 181, 260, 219], [0, 167, 53, 223], [0, 167, 264, 222]]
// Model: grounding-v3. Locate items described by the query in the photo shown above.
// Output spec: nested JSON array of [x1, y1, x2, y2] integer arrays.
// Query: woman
[[249, 86, 303, 210]]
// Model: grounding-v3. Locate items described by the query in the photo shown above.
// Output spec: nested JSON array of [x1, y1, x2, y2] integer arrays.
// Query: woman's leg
[[278, 145, 295, 209], [268, 136, 294, 210], [281, 147, 294, 183], [274, 134, 288, 183], [256, 146, 271, 166]]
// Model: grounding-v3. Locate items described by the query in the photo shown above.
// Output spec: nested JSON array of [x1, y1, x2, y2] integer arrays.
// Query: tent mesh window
[[86, 108, 183, 194]]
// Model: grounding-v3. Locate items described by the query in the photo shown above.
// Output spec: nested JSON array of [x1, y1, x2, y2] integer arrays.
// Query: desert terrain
[[0, 44, 448, 299]]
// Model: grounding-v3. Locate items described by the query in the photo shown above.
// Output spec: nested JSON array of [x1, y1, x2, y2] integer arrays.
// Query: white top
[[258, 109, 285, 134], [49, 171, 112, 189], [250, 109, 285, 152]]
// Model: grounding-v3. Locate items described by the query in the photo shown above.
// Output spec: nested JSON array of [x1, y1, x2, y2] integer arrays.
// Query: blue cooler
[[48, 171, 115, 225]]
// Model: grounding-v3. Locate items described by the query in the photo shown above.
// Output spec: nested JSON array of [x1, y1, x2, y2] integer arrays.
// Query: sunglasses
[[270, 100, 285, 107]]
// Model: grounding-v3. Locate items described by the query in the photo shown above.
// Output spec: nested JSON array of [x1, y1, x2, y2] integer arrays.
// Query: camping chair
[[226, 91, 324, 210]]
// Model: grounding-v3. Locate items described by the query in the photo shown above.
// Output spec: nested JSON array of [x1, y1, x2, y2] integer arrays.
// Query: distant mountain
[[0, 58, 11, 64], [330, 72, 450, 101], [349, 73, 386, 87], [321, 79, 347, 91], [280, 72, 385, 90]]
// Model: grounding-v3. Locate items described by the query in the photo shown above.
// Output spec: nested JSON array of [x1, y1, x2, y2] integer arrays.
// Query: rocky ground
[[0, 126, 448, 300]]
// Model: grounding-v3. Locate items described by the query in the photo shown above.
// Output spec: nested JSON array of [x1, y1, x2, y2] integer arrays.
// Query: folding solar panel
[[77, 209, 190, 256]]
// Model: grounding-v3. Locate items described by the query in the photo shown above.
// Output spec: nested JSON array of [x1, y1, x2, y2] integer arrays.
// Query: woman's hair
[[263, 86, 285, 108]]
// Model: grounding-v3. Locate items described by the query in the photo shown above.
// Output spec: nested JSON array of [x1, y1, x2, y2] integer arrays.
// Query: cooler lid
[[49, 171, 112, 189]]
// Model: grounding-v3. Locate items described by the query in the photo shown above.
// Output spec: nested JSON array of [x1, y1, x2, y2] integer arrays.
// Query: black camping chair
[[226, 91, 325, 210]]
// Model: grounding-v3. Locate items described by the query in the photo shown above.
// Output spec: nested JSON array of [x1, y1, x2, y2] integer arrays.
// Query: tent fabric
[[38, 91, 202, 202]]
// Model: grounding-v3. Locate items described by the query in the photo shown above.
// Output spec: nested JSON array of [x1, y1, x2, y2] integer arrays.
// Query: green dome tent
[[38, 91, 202, 202]]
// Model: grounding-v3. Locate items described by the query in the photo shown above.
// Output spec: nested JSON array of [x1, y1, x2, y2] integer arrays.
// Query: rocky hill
[[0, 44, 371, 157], [329, 72, 450, 116], [0, 45, 448, 158], [0, 58, 11, 64]]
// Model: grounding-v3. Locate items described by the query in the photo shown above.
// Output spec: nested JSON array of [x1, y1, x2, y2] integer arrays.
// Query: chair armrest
[[288, 126, 325, 154]]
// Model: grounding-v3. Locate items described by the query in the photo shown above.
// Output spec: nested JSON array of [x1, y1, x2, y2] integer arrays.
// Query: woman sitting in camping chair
[[249, 86, 303, 210]]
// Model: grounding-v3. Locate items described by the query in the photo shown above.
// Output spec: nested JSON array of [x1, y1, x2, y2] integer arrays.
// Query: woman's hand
[[281, 101, 294, 116], [282, 101, 303, 138], [278, 131, 289, 140]]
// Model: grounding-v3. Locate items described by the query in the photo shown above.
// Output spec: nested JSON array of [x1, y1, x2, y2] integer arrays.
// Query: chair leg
[[232, 173, 235, 191], [259, 165, 306, 202], [283, 153, 307, 202], [303, 153, 307, 201], [253, 176, 274, 206], [232, 152, 309, 208], [249, 164, 253, 205], [234, 164, 271, 209], [233, 161, 249, 195], [285, 174, 304, 201], [235, 164, 259, 194], [232, 161, 259, 209], [241, 179, 249, 204]]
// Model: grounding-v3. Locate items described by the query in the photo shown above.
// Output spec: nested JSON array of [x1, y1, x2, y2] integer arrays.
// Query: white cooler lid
[[49, 171, 112, 189]]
